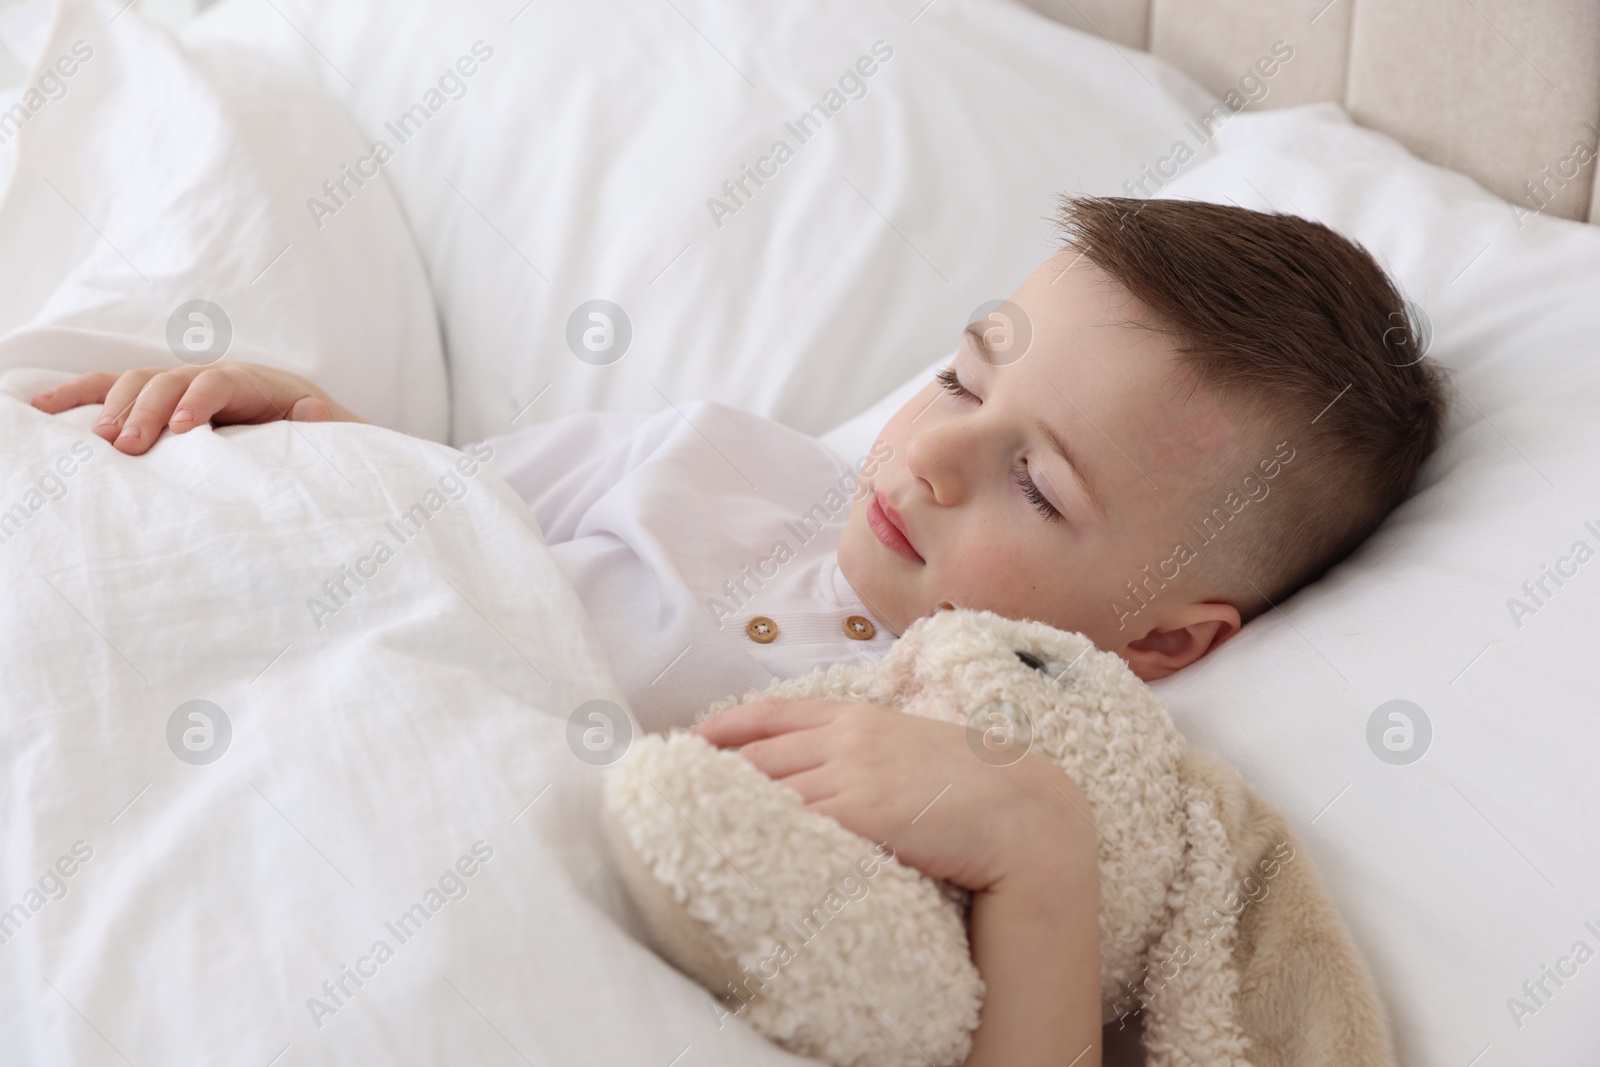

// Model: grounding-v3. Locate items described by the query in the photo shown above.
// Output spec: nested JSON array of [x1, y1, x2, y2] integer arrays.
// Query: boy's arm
[[31, 363, 367, 455], [693, 699, 1105, 1066], [964, 832, 1103, 1066]]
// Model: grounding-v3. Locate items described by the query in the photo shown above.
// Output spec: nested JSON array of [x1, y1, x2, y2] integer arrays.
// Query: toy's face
[[838, 253, 1246, 678]]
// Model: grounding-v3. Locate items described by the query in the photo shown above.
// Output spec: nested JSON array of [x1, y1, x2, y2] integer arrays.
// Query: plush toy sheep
[[601, 609, 1394, 1067]]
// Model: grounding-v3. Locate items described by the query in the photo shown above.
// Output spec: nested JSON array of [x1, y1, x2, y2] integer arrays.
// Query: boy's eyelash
[[936, 367, 974, 399], [937, 368, 1060, 523], [1013, 461, 1062, 523]]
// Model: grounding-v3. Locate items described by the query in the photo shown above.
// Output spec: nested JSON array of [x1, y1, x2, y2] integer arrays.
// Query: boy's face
[[838, 253, 1246, 680]]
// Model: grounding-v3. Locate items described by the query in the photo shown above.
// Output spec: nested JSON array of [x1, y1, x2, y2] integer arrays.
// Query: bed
[[0, 0, 1596, 1063]]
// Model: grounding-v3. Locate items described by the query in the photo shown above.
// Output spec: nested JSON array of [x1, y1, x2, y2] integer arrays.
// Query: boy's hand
[[692, 698, 1097, 892], [699, 698, 1107, 1066], [30, 363, 366, 455]]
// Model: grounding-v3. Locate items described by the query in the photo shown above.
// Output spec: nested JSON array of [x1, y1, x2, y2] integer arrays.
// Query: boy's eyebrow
[[963, 322, 1110, 519], [1033, 417, 1108, 520]]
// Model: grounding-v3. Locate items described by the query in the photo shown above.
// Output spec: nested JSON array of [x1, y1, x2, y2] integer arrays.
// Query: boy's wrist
[[989, 755, 1100, 895], [964, 761, 1104, 1067]]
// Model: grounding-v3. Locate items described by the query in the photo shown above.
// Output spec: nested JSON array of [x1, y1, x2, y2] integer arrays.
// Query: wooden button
[[843, 615, 876, 640], [746, 616, 778, 643]]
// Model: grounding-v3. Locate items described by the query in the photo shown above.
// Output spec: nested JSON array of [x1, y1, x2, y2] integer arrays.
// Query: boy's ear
[[1117, 601, 1241, 682]]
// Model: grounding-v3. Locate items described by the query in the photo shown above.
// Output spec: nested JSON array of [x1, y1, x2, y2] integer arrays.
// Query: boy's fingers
[[93, 369, 161, 442], [735, 728, 830, 780], [288, 396, 331, 422], [694, 698, 841, 747], [168, 368, 240, 432], [30, 372, 119, 414], [114, 372, 196, 454], [773, 767, 841, 808]]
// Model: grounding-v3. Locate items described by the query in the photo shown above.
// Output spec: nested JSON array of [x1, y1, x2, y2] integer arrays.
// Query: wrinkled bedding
[[0, 364, 807, 1066]]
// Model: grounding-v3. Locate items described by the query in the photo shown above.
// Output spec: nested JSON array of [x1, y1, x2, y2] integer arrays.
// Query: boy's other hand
[[698, 699, 1107, 1067], [692, 698, 1098, 893], [30, 363, 366, 455]]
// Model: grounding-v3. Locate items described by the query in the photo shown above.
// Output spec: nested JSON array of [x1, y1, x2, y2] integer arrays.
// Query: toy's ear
[[1182, 752, 1398, 1067], [1134, 777, 1253, 1066]]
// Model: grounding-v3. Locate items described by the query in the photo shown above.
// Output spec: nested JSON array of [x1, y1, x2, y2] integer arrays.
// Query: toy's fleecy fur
[[602, 609, 1395, 1067]]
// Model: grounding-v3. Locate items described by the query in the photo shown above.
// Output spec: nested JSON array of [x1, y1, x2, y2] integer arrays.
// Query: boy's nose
[[904, 421, 975, 507]]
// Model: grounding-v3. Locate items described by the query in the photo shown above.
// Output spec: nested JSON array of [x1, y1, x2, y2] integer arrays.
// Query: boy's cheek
[[854, 436, 897, 496]]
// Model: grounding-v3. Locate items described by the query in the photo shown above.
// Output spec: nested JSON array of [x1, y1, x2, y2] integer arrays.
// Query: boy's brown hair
[[1056, 195, 1449, 618]]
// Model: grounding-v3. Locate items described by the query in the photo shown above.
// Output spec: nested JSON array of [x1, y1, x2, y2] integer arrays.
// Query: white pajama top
[[473, 402, 894, 733]]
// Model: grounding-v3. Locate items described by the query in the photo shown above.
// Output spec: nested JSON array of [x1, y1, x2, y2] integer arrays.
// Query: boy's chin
[[837, 540, 905, 629]]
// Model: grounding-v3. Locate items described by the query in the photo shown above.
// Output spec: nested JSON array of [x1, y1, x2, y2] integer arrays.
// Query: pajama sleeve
[[469, 410, 675, 545]]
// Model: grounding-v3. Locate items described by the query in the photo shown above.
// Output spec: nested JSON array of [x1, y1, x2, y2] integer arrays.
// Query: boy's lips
[[867, 491, 923, 564]]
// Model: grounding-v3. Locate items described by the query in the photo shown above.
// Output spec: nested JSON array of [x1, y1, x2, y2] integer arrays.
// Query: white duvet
[[0, 365, 807, 1066]]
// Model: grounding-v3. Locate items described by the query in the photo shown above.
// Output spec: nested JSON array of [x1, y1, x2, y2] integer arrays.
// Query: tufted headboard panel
[[1019, 0, 1600, 224]]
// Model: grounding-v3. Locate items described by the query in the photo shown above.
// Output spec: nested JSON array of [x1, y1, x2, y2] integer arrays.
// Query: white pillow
[[185, 0, 1218, 446], [0, 0, 448, 440], [1108, 104, 1597, 1067]]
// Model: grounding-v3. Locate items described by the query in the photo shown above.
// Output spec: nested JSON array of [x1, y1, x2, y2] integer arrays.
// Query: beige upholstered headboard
[[1020, 0, 1600, 224]]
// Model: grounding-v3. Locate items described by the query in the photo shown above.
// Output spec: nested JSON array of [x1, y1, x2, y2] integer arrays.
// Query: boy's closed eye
[[936, 365, 1065, 523], [936, 339, 1103, 524]]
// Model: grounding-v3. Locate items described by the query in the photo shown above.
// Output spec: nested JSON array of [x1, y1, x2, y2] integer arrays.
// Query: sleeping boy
[[32, 196, 1445, 1065]]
